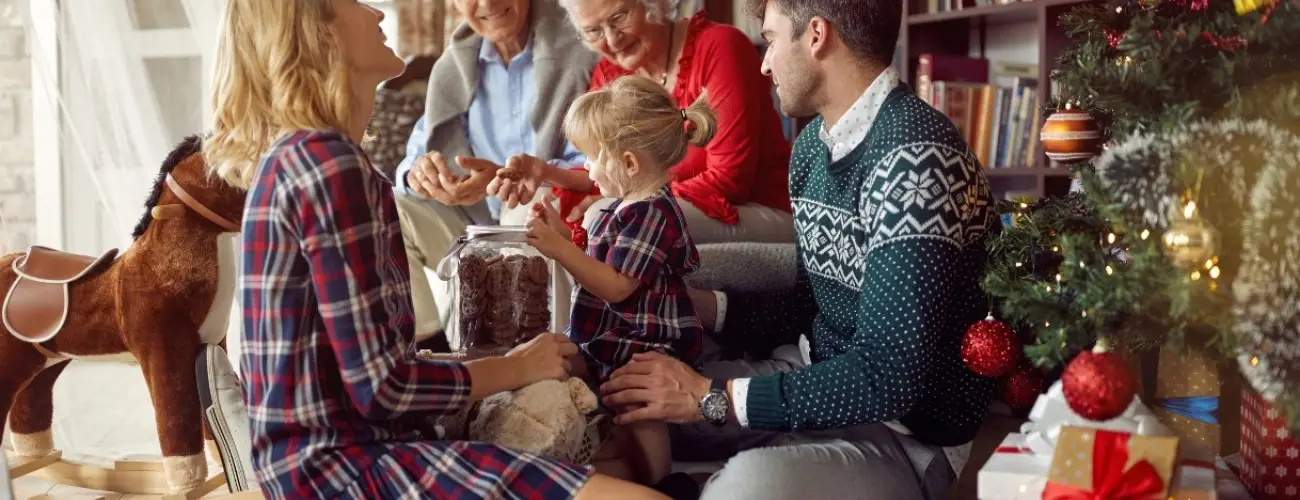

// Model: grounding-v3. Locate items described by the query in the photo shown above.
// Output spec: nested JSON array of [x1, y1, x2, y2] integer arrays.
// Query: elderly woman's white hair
[[559, 0, 676, 28]]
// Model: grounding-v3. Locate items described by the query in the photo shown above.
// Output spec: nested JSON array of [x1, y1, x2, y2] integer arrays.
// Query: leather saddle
[[3, 246, 119, 343]]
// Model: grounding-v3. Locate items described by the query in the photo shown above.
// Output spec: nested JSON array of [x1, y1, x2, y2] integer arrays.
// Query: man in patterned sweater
[[598, 0, 999, 498]]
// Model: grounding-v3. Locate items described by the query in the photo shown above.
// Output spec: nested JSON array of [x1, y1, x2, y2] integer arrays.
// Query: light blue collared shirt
[[394, 37, 585, 219]]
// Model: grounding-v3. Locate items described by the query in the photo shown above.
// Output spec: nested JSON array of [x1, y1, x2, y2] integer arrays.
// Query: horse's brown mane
[[131, 135, 204, 240]]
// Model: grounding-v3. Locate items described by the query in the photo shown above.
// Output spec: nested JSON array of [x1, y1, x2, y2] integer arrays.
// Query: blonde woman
[[204, 1, 666, 499]]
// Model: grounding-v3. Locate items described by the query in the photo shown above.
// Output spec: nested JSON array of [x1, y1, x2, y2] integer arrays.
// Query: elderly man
[[393, 0, 598, 343], [597, 0, 1000, 498]]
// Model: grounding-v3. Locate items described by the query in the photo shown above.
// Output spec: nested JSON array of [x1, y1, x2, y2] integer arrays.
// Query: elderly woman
[[391, 0, 598, 341], [490, 0, 794, 244], [207, 0, 665, 498]]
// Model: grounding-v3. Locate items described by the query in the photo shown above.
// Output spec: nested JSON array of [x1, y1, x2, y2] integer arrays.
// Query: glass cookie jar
[[436, 225, 568, 356]]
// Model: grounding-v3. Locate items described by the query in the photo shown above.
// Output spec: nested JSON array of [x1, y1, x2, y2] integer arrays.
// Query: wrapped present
[[1019, 380, 1173, 456], [978, 434, 1051, 499], [1044, 426, 1179, 498], [978, 380, 1173, 499], [1214, 455, 1256, 500], [1140, 347, 1242, 457], [977, 381, 1239, 499], [1240, 390, 1300, 500]]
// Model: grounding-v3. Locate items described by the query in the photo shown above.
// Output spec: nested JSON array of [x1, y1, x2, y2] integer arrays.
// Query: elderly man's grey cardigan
[[413, 0, 598, 177]]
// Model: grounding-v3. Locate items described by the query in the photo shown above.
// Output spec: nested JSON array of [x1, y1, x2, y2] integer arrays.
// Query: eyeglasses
[[579, 8, 635, 43]]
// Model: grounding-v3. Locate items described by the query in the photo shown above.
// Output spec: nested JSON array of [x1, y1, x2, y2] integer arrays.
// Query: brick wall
[[0, 0, 33, 254]]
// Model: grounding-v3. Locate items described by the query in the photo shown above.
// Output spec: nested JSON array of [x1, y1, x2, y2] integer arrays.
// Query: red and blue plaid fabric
[[240, 130, 591, 499], [567, 186, 704, 380]]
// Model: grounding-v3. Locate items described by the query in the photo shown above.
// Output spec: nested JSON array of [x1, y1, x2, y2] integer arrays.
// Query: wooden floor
[[11, 476, 228, 500], [8, 414, 1028, 500]]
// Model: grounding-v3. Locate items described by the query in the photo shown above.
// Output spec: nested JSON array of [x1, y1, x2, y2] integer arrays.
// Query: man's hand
[[405, 151, 458, 204], [600, 351, 712, 425], [445, 156, 501, 206], [487, 154, 548, 209]]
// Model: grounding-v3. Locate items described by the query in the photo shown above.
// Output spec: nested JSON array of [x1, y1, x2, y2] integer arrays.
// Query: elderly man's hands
[[600, 351, 712, 425], [405, 152, 500, 206], [487, 154, 549, 209]]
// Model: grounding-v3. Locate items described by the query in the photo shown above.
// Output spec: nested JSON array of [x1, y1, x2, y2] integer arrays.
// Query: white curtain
[[7, 0, 237, 465]]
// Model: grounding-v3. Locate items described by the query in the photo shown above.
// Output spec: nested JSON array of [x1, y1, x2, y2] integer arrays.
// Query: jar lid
[[465, 225, 526, 240], [434, 225, 529, 280]]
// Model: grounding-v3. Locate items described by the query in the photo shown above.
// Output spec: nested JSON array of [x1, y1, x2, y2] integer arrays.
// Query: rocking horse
[[0, 135, 246, 497]]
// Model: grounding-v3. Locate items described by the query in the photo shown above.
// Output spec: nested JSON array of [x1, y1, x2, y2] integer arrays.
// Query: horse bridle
[[164, 174, 240, 232]]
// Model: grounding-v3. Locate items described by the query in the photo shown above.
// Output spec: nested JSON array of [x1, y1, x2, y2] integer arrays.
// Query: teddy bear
[[437, 377, 607, 465]]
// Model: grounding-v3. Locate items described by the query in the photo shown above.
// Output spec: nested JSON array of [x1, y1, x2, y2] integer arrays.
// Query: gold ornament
[[1234, 0, 1277, 14], [1163, 201, 1220, 268], [1040, 105, 1103, 164]]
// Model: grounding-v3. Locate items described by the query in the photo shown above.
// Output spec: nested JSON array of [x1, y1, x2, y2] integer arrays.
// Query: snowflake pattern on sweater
[[744, 86, 999, 447]]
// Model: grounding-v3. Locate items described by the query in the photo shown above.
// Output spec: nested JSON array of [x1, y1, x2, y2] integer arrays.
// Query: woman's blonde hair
[[204, 0, 353, 189], [563, 75, 717, 185]]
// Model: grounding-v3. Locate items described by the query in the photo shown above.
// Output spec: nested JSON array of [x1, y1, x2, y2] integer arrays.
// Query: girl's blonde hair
[[203, 0, 353, 189], [563, 75, 717, 182]]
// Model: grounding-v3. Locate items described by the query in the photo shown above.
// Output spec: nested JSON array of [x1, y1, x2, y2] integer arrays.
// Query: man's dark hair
[[746, 0, 902, 66]]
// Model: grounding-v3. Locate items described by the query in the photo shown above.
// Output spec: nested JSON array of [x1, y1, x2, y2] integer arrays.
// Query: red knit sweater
[[559, 13, 792, 229]]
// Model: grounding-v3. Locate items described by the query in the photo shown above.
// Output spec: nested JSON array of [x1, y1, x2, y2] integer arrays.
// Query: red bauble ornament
[[1001, 362, 1045, 412], [1040, 106, 1103, 164], [1061, 341, 1137, 421], [961, 315, 1021, 377], [1105, 29, 1125, 49]]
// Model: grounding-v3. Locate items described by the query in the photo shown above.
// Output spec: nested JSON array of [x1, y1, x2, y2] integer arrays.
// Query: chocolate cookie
[[496, 168, 524, 182], [522, 256, 549, 286]]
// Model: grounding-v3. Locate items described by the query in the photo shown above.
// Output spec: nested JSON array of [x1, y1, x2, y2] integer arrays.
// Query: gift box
[[976, 380, 1230, 499], [1045, 426, 1180, 498], [978, 381, 1177, 499], [1214, 455, 1256, 500], [978, 434, 1051, 499], [1139, 347, 1242, 457], [1240, 389, 1300, 500]]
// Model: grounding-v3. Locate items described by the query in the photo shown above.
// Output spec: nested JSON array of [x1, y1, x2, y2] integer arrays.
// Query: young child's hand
[[531, 195, 572, 240], [526, 197, 573, 257]]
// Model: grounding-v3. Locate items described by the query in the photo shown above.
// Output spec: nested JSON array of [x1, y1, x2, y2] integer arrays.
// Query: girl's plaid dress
[[240, 130, 591, 499], [567, 186, 705, 380]]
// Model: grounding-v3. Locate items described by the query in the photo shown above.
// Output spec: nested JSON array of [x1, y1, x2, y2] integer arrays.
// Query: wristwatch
[[699, 378, 731, 427]]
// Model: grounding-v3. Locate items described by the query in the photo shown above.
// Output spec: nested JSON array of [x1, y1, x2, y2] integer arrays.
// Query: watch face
[[701, 390, 729, 424]]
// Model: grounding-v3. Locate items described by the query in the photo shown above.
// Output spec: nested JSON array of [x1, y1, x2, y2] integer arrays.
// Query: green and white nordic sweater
[[741, 86, 998, 447]]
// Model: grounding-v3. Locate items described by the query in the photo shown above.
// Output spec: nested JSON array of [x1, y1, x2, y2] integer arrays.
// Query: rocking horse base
[[3, 449, 228, 499]]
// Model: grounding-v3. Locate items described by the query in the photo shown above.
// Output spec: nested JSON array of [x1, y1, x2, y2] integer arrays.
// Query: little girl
[[524, 75, 717, 488]]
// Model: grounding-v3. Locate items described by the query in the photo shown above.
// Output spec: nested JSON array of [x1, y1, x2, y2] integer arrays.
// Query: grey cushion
[[687, 243, 798, 293]]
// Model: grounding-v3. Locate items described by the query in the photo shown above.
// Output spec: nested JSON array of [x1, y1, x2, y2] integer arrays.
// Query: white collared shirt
[[818, 67, 901, 162]]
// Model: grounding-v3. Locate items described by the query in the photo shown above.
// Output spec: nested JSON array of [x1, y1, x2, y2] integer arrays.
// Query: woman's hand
[[505, 333, 580, 387], [526, 199, 573, 258], [487, 154, 549, 209], [600, 351, 712, 425]]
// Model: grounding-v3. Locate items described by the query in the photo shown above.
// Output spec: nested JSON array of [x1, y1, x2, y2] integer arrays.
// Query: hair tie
[[681, 109, 688, 121]]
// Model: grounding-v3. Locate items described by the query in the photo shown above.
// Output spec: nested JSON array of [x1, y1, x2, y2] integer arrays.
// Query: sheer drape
[[4, 0, 234, 464]]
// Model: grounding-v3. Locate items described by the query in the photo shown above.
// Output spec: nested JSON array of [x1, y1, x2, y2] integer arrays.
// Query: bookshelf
[[901, 0, 1096, 199]]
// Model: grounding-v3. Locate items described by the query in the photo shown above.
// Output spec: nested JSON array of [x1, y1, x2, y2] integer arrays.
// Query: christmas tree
[[981, 0, 1300, 428]]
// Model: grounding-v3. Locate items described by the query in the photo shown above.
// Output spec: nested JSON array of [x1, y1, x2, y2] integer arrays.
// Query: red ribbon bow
[[1042, 430, 1167, 500]]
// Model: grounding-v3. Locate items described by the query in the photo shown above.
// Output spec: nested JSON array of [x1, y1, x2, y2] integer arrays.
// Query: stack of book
[[915, 55, 1045, 169], [918, 0, 1031, 16]]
